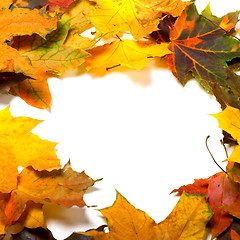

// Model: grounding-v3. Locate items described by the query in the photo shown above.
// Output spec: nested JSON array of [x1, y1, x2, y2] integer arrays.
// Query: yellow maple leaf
[[79, 191, 212, 240], [0, 107, 59, 193], [86, 39, 171, 71], [87, 0, 191, 39], [211, 106, 240, 163]]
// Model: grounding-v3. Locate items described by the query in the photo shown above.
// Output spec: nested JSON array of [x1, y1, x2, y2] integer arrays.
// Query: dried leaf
[[87, 0, 191, 39], [79, 191, 212, 240], [0, 106, 59, 193], [86, 39, 171, 71], [0, 8, 57, 73], [11, 20, 88, 109], [4, 162, 99, 226], [172, 172, 239, 238], [167, 4, 240, 96], [211, 106, 240, 163]]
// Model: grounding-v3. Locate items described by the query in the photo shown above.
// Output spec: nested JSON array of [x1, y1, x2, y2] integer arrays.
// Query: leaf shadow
[[43, 204, 91, 227], [0, 94, 15, 106]]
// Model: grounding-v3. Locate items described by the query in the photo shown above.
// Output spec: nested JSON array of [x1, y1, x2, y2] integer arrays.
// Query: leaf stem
[[220, 139, 229, 158], [205, 135, 227, 173], [106, 64, 121, 71]]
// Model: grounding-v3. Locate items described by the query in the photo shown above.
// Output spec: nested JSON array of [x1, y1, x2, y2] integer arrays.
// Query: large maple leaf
[[87, 0, 191, 40], [0, 106, 60, 193], [172, 172, 240, 238], [11, 20, 88, 109], [86, 39, 171, 71], [167, 4, 240, 99], [78, 191, 212, 240]]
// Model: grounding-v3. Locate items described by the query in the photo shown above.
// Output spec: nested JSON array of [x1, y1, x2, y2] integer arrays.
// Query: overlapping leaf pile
[[1, 0, 240, 239], [0, 107, 100, 237]]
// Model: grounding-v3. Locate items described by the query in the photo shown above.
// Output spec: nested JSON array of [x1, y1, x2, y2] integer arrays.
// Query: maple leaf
[[11, 19, 88, 109], [211, 106, 240, 164], [78, 191, 212, 240], [172, 172, 240, 238], [0, 8, 57, 74], [167, 4, 240, 96], [4, 161, 99, 227], [0, 106, 59, 193], [87, 0, 191, 40], [86, 39, 171, 71]]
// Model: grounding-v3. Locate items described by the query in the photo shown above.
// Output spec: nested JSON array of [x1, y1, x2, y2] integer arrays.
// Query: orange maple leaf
[[78, 191, 212, 240]]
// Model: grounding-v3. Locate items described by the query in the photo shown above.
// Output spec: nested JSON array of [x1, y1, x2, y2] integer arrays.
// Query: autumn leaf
[[211, 106, 240, 163], [172, 172, 240, 238], [78, 191, 212, 240], [0, 8, 57, 74], [86, 39, 171, 71], [4, 161, 99, 227], [0, 106, 59, 193], [11, 19, 88, 109], [210, 69, 240, 110], [217, 219, 240, 240], [87, 0, 191, 39], [62, 0, 96, 50], [0, 8, 57, 42], [167, 4, 240, 97]]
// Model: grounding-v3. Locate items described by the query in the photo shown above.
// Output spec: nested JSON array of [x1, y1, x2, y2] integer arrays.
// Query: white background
[[1, 0, 240, 239]]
